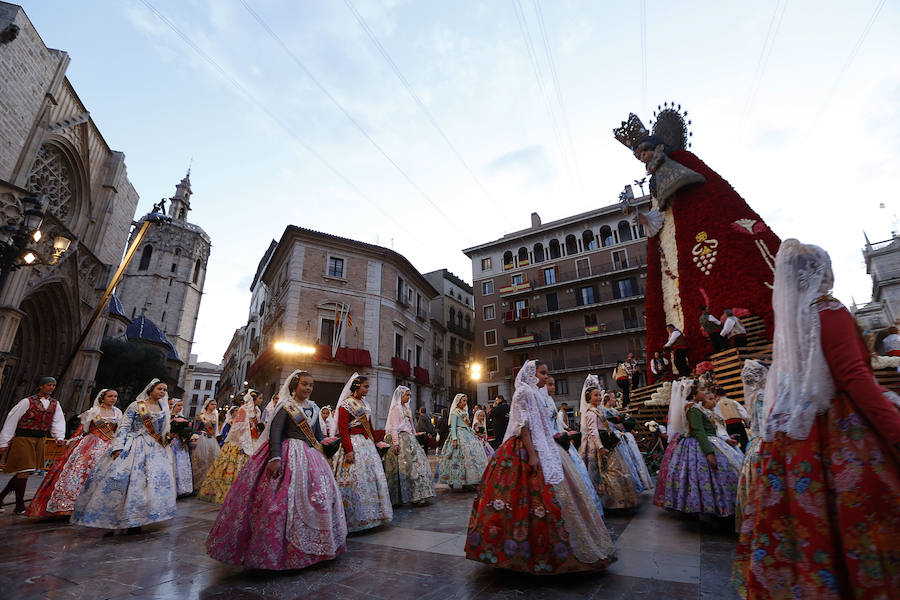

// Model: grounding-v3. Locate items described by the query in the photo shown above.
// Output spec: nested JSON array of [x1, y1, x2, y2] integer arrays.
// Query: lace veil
[[665, 379, 694, 437], [384, 385, 410, 437], [79, 389, 123, 429], [763, 240, 836, 441], [449, 393, 467, 422], [135, 378, 170, 438], [505, 360, 562, 485], [740, 360, 769, 438], [336, 372, 371, 416], [579, 374, 601, 432]]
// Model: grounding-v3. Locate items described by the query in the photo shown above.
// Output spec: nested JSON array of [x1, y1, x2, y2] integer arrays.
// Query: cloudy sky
[[19, 0, 900, 362]]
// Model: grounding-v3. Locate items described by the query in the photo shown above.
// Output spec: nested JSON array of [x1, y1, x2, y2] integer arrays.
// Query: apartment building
[[463, 200, 651, 408]]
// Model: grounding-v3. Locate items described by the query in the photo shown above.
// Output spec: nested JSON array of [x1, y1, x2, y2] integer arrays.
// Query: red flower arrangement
[[643, 150, 781, 371], [693, 361, 714, 376]]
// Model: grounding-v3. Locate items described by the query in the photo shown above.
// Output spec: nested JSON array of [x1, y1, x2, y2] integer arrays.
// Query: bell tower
[[167, 171, 192, 221]]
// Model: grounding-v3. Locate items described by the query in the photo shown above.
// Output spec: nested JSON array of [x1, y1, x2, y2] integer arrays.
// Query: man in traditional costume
[[713, 386, 750, 451], [614, 104, 780, 369], [0, 377, 65, 514], [699, 305, 726, 353], [720, 309, 748, 348], [663, 324, 690, 377]]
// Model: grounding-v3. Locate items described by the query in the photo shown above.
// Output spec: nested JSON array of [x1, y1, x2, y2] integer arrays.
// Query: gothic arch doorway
[[0, 281, 76, 416]]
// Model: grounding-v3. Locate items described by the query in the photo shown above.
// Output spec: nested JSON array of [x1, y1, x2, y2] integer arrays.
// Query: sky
[[16, 0, 900, 363]]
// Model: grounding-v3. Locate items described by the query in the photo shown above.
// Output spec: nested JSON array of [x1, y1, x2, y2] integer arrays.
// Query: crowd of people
[[0, 242, 898, 595]]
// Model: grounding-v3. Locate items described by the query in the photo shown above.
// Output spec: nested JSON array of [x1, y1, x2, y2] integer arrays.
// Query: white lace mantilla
[[505, 360, 562, 485]]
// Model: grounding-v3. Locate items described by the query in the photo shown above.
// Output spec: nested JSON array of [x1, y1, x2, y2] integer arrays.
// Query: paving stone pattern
[[0, 476, 739, 599]]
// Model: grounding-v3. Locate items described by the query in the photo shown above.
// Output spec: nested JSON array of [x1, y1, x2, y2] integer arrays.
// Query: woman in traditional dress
[[72, 379, 176, 534], [652, 379, 690, 508], [471, 406, 494, 458], [169, 399, 193, 497], [545, 375, 604, 515], [466, 360, 616, 573], [190, 399, 220, 490], [27, 389, 122, 517], [733, 360, 768, 532], [332, 373, 392, 532], [197, 391, 263, 504], [733, 241, 900, 599], [206, 370, 347, 569], [660, 380, 743, 516], [579, 377, 638, 510], [382, 386, 435, 506], [436, 394, 489, 488], [602, 393, 652, 493], [319, 406, 335, 437]]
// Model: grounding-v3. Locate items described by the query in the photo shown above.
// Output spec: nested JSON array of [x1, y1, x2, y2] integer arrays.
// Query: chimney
[[531, 212, 541, 228]]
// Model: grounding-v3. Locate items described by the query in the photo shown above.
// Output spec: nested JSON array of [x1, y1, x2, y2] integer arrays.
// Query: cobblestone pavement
[[0, 475, 739, 599]]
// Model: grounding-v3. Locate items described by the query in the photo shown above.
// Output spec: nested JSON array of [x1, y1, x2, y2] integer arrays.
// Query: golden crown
[[613, 113, 650, 152]]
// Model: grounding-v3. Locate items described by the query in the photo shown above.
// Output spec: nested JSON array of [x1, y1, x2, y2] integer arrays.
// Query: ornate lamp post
[[0, 193, 72, 293]]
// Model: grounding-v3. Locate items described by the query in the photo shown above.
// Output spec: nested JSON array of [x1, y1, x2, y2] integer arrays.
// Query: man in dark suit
[[489, 395, 509, 449], [416, 406, 437, 454], [436, 408, 450, 448]]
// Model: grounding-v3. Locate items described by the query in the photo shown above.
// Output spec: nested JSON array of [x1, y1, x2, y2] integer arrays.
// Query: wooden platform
[[620, 312, 900, 453]]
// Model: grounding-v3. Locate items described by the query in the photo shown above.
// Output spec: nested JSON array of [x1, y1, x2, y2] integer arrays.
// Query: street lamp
[[0, 194, 72, 276], [273, 341, 316, 355]]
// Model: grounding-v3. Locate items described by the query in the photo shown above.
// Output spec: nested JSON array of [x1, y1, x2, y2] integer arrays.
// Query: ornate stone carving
[[27, 145, 74, 223]]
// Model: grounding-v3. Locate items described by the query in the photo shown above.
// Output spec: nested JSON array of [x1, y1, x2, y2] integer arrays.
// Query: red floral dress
[[465, 437, 614, 574], [733, 306, 900, 599], [27, 417, 118, 517]]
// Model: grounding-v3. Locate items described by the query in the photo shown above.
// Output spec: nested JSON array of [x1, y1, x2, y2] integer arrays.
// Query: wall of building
[[247, 228, 439, 427], [466, 205, 650, 409], [0, 3, 142, 414]]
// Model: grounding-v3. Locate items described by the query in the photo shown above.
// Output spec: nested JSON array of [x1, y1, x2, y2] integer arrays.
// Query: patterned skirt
[[732, 394, 900, 599], [382, 431, 435, 506], [197, 441, 249, 504], [564, 443, 604, 516], [206, 439, 347, 570], [465, 437, 616, 574], [579, 435, 638, 509], [617, 431, 653, 494], [190, 433, 219, 490], [734, 436, 761, 532], [171, 437, 193, 496], [332, 434, 393, 533], [71, 436, 176, 529], [661, 436, 742, 516], [436, 428, 489, 487], [652, 432, 680, 508], [27, 434, 112, 517]]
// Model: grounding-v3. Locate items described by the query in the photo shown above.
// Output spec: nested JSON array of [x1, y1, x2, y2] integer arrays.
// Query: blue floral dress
[[72, 401, 176, 529], [435, 411, 488, 487]]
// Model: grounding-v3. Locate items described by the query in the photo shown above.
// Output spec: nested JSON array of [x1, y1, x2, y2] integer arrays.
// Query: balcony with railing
[[502, 318, 645, 350], [446, 320, 475, 340], [531, 285, 646, 319], [502, 308, 533, 323], [447, 350, 471, 364], [498, 254, 647, 297]]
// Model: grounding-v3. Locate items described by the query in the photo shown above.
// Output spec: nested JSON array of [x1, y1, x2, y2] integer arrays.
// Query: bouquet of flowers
[[170, 418, 193, 445], [375, 441, 392, 458], [321, 436, 341, 459]]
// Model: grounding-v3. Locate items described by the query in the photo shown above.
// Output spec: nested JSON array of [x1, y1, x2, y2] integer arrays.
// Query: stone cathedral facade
[[0, 3, 142, 416], [115, 173, 211, 390]]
